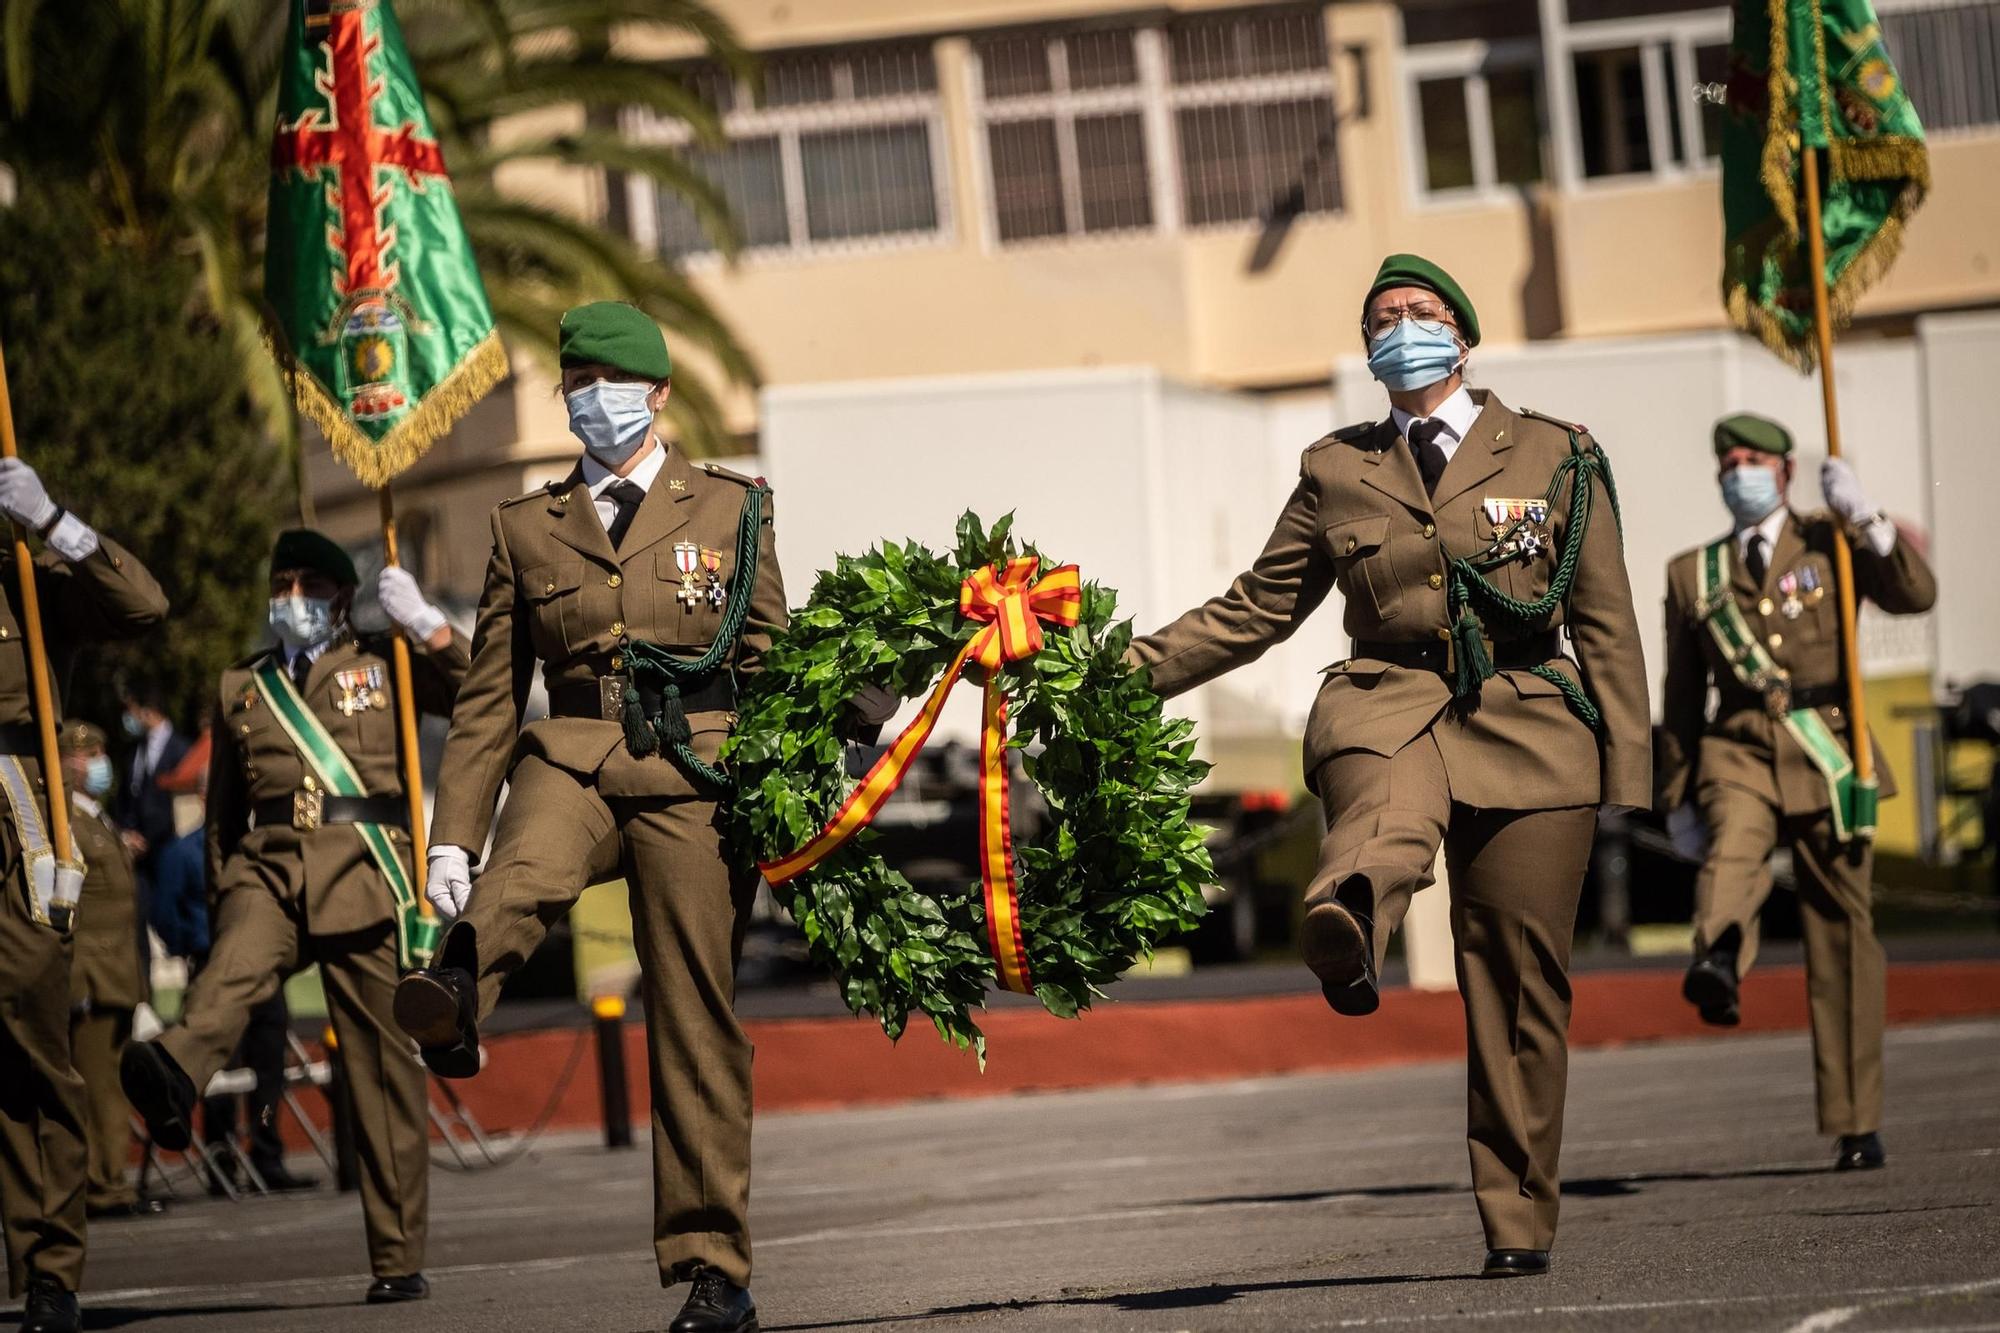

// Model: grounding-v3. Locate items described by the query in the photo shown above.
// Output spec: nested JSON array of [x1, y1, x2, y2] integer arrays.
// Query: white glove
[[426, 844, 472, 919], [379, 566, 449, 642], [1821, 459, 1896, 556], [0, 458, 59, 530], [1666, 804, 1711, 863], [132, 1001, 165, 1043]]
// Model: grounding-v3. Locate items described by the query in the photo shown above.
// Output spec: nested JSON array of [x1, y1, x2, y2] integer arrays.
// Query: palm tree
[[0, 0, 759, 462]]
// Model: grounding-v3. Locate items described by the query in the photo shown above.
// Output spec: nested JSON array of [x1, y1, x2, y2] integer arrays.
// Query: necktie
[[1407, 418, 1450, 497], [604, 480, 646, 550], [1746, 534, 1769, 586], [291, 652, 311, 690]]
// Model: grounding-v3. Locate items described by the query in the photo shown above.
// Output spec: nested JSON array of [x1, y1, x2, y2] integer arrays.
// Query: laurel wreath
[[721, 513, 1213, 1058]]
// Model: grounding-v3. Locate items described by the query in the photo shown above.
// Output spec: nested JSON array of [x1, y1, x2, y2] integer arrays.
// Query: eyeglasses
[[1363, 303, 1457, 341]]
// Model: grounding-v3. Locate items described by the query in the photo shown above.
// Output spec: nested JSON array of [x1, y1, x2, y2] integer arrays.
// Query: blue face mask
[[81, 754, 114, 798], [1366, 319, 1467, 393], [566, 380, 655, 467], [1720, 463, 1783, 526], [269, 594, 338, 651], [120, 713, 146, 739]]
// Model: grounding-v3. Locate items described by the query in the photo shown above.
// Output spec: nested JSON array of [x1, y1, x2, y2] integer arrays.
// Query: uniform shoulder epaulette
[[1518, 407, 1589, 435], [698, 461, 768, 490], [1307, 421, 1378, 455], [498, 480, 563, 510], [229, 645, 278, 670]]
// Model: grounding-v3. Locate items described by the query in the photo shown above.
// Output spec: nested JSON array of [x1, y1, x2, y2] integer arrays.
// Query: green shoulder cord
[[1443, 425, 1623, 730], [618, 484, 766, 792]]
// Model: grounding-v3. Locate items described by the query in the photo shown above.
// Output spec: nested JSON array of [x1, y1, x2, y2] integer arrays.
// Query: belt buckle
[[599, 675, 628, 723], [1757, 670, 1793, 720], [293, 787, 325, 832]]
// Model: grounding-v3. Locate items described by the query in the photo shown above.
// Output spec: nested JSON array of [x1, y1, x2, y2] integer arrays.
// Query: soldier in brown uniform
[[58, 720, 160, 1220], [1659, 413, 1936, 1172], [0, 457, 167, 1333], [394, 302, 784, 1333], [121, 531, 467, 1304], [1130, 256, 1651, 1278]]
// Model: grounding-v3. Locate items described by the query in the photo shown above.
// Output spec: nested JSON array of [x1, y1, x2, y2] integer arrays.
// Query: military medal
[[334, 666, 385, 716], [701, 546, 726, 608], [674, 541, 704, 609], [1778, 571, 1804, 620], [1482, 497, 1549, 528]]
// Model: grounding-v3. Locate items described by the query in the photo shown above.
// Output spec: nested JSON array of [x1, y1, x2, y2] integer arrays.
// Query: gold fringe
[[280, 332, 509, 489]]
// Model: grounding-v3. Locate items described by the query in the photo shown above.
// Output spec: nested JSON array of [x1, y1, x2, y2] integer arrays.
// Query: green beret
[[1365, 253, 1480, 348], [59, 719, 105, 755], [558, 302, 672, 381], [271, 529, 358, 588], [1712, 413, 1794, 458]]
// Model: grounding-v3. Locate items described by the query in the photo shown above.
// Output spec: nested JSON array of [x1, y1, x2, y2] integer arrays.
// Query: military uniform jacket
[[0, 539, 168, 822], [68, 797, 144, 1009], [431, 448, 787, 857], [1131, 390, 1652, 811], [1658, 510, 1936, 815], [209, 630, 470, 935]]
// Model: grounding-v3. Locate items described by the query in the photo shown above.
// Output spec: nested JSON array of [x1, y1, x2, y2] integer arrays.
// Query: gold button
[[611, 653, 624, 669], [1428, 573, 1443, 590], [112, 557, 123, 569], [1437, 627, 1452, 642], [544, 580, 557, 595], [1344, 536, 1357, 554], [1422, 523, 1436, 539], [611, 620, 626, 637], [607, 573, 623, 589], [0, 627, 9, 639], [1768, 633, 1784, 649], [1758, 598, 1774, 616]]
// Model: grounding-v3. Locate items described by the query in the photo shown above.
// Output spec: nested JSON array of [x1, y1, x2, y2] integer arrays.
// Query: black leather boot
[[1300, 877, 1378, 1016], [1681, 932, 1741, 1026], [1481, 1249, 1550, 1278], [671, 1269, 758, 1332], [1834, 1132, 1886, 1171], [20, 1274, 80, 1333], [120, 1040, 199, 1152]]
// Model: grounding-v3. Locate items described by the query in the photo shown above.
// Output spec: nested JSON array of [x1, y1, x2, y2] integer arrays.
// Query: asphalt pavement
[[39, 1017, 2000, 1332]]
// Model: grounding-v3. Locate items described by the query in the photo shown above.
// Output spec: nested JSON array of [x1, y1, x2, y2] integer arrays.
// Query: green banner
[[265, 0, 504, 487], [251, 660, 439, 969], [1721, 0, 1929, 369]]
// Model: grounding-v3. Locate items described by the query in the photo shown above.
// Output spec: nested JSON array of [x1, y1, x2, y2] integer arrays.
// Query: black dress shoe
[[1300, 898, 1378, 1016], [1481, 1249, 1550, 1278], [1682, 950, 1740, 1022], [120, 1040, 198, 1152], [1835, 1132, 1886, 1171], [671, 1269, 759, 1332], [365, 1273, 430, 1303], [20, 1274, 80, 1333], [87, 1195, 169, 1220], [255, 1164, 321, 1192], [394, 966, 481, 1078]]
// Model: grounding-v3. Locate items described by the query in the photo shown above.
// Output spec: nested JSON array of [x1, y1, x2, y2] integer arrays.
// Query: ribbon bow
[[760, 557, 1083, 995]]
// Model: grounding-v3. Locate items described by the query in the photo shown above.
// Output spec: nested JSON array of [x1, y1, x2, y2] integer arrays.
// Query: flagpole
[[0, 334, 75, 871], [1799, 145, 1875, 799], [378, 483, 431, 910]]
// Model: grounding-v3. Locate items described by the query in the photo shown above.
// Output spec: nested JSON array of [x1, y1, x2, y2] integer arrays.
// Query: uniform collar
[[580, 437, 668, 500], [74, 792, 103, 820], [1389, 384, 1480, 450], [1733, 505, 1790, 555]]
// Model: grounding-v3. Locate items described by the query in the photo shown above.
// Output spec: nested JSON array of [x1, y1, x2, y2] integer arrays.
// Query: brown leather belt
[[1350, 630, 1562, 675], [547, 674, 736, 723], [253, 794, 407, 831], [1719, 683, 1846, 715]]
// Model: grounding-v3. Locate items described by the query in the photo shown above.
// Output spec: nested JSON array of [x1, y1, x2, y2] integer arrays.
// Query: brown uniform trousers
[[1660, 511, 1937, 1136], [1132, 391, 1651, 1252], [429, 447, 785, 1288], [158, 629, 467, 1278], [0, 537, 166, 1297], [66, 800, 146, 1213]]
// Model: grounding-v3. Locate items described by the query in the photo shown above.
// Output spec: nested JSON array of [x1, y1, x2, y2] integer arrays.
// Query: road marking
[[69, 1253, 615, 1308], [1293, 1277, 2000, 1329]]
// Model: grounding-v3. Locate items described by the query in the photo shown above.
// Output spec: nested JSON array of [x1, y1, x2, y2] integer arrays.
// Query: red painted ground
[[398, 960, 2000, 1142]]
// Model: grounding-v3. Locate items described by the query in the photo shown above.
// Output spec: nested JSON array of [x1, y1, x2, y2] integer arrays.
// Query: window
[[1166, 8, 1342, 226], [973, 27, 1155, 242], [1883, 1, 2000, 135], [1405, 41, 1546, 198], [1559, 13, 1731, 183], [630, 41, 949, 260], [970, 6, 1340, 245], [1573, 45, 1653, 176]]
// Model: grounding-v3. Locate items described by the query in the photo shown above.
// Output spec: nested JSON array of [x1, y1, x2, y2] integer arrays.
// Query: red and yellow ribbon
[[759, 557, 1083, 995]]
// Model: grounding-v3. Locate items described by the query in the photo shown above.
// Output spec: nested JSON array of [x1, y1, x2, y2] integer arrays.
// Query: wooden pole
[[0, 335, 75, 871], [377, 484, 431, 907], [1800, 146, 1875, 792]]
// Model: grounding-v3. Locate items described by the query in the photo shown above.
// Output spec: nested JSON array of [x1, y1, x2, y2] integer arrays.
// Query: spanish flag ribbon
[[760, 557, 1083, 995]]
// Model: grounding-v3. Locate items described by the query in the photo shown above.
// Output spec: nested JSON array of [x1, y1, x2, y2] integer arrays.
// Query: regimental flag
[[265, 0, 505, 487], [1721, 0, 1929, 369]]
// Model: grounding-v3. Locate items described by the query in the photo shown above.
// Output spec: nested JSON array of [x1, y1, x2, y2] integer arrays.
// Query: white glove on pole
[[0, 458, 58, 530], [1821, 458, 1896, 555], [379, 566, 449, 642], [426, 844, 473, 919], [1666, 804, 1711, 864]]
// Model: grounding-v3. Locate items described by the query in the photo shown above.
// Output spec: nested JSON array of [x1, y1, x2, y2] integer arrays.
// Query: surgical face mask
[[120, 713, 146, 739], [269, 594, 338, 651], [1366, 319, 1467, 393], [1720, 463, 1783, 526], [565, 380, 655, 466], [81, 755, 114, 798]]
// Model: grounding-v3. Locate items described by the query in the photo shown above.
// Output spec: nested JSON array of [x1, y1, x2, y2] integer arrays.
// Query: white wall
[[1919, 309, 2000, 686]]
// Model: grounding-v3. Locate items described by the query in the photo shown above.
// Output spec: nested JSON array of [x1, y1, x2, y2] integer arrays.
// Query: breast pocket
[[521, 561, 585, 659], [1323, 514, 1402, 624], [652, 546, 731, 648]]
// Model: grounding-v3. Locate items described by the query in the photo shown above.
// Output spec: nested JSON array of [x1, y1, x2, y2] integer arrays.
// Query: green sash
[[1696, 540, 1876, 842], [251, 658, 440, 968]]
